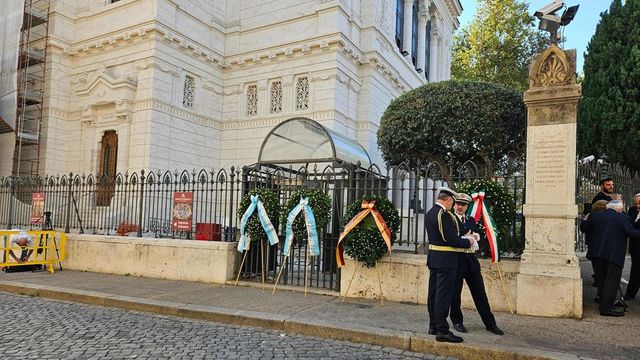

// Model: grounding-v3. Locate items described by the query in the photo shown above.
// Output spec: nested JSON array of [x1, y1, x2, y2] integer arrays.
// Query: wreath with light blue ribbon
[[237, 188, 280, 249], [281, 188, 332, 256]]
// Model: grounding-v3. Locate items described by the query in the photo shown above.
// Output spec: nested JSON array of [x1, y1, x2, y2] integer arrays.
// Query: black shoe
[[486, 325, 504, 335], [594, 296, 600, 303], [435, 332, 464, 343], [428, 329, 437, 335], [600, 309, 625, 317], [452, 323, 467, 333]]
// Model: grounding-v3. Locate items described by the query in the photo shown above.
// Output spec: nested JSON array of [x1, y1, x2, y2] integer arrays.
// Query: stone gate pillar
[[517, 45, 582, 318]]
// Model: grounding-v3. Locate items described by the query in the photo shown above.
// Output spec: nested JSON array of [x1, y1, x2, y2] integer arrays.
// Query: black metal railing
[[1, 162, 527, 290]]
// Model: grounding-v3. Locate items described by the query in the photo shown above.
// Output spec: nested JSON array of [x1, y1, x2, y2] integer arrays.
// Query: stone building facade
[[0, 0, 460, 177]]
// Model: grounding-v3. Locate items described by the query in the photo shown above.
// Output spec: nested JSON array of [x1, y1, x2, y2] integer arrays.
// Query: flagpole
[[496, 262, 514, 314]]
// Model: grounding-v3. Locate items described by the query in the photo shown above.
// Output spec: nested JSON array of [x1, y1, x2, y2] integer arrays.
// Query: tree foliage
[[578, 0, 640, 170], [377, 80, 526, 171], [451, 0, 547, 92]]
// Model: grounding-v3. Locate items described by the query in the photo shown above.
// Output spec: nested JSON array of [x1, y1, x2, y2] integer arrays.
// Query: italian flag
[[468, 191, 499, 263]]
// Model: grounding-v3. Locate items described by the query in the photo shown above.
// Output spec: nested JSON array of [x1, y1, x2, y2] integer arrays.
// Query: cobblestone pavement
[[0, 293, 452, 360]]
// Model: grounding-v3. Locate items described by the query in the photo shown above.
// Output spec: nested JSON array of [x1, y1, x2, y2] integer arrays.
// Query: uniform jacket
[[455, 214, 481, 274], [425, 204, 472, 269]]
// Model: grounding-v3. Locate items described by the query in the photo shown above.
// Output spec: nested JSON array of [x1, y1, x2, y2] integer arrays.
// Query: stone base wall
[[339, 253, 519, 313], [63, 235, 238, 284]]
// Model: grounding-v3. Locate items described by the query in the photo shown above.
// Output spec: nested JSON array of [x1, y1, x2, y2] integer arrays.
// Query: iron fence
[[0, 162, 526, 290]]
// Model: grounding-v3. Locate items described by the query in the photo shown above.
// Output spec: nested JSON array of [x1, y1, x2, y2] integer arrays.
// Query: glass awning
[[258, 117, 371, 168]]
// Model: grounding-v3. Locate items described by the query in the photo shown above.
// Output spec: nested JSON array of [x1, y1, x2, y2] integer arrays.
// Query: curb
[[0, 281, 575, 360]]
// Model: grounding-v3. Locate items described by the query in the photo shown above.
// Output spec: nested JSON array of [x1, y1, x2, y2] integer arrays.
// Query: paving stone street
[[0, 292, 450, 360]]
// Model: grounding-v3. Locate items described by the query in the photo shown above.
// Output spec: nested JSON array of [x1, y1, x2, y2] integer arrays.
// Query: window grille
[[183, 75, 195, 109], [295, 77, 309, 111], [247, 85, 258, 116], [270, 81, 282, 114]]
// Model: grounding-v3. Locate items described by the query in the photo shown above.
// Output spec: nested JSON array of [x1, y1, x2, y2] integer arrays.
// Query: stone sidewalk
[[0, 259, 638, 360]]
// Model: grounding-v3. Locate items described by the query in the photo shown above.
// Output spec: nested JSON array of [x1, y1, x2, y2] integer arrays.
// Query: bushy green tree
[[377, 80, 525, 171], [451, 0, 547, 92], [578, 0, 640, 170]]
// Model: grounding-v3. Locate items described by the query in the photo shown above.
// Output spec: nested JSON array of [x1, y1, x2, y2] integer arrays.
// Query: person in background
[[625, 193, 640, 300], [591, 177, 614, 204]]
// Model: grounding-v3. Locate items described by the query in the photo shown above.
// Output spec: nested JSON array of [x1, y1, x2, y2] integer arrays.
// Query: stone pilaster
[[517, 45, 582, 318]]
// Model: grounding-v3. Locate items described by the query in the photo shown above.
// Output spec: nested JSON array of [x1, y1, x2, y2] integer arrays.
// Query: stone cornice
[[220, 109, 354, 131], [361, 53, 413, 93], [134, 99, 222, 130]]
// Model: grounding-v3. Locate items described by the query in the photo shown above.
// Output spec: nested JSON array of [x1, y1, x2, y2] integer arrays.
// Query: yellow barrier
[[0, 230, 67, 274]]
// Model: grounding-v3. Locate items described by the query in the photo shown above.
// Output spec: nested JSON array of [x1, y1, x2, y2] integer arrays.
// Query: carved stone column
[[402, 0, 413, 56], [517, 45, 582, 318], [428, 27, 440, 82], [417, 11, 428, 74]]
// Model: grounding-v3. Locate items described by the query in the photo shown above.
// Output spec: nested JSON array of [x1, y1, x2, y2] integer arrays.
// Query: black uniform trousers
[[427, 267, 456, 334], [593, 258, 623, 312], [450, 254, 497, 328], [625, 240, 640, 298]]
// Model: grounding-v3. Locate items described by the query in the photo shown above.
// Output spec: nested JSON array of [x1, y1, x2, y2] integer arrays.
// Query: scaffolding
[[13, 0, 50, 177]]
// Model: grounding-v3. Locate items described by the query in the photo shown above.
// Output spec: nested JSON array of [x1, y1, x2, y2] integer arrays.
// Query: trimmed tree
[[451, 0, 547, 92], [578, 0, 640, 170], [377, 80, 526, 172]]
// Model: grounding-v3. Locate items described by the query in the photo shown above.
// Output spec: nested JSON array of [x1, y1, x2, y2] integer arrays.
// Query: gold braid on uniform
[[437, 209, 459, 242]]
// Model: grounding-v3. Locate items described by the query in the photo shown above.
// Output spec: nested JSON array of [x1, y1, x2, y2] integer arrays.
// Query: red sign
[[31, 192, 45, 225], [172, 192, 193, 231]]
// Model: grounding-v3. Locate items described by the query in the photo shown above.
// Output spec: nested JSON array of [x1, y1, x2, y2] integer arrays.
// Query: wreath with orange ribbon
[[338, 195, 400, 268]]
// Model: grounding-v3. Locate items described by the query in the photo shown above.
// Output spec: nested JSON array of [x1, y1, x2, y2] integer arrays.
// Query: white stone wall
[[0, 0, 460, 176]]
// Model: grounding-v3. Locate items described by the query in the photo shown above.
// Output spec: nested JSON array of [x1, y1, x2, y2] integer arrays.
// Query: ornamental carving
[[296, 77, 309, 111], [270, 81, 282, 114], [183, 75, 195, 109], [246, 85, 258, 116], [530, 45, 576, 88]]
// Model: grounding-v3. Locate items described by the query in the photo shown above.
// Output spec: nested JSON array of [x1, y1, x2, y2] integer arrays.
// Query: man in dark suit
[[426, 187, 476, 343], [449, 193, 503, 336], [591, 177, 614, 204], [581, 200, 640, 316], [625, 193, 640, 300]]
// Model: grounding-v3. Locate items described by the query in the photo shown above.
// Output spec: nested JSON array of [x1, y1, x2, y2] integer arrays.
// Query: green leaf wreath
[[341, 195, 400, 268], [455, 179, 519, 257], [237, 188, 280, 242], [281, 188, 332, 245]]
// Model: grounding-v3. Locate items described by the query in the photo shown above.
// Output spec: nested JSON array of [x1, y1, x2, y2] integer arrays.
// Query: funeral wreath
[[341, 195, 400, 268], [281, 188, 332, 244], [237, 187, 280, 242]]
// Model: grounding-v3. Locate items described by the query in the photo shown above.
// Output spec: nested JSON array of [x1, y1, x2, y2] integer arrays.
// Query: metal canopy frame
[[257, 117, 372, 170]]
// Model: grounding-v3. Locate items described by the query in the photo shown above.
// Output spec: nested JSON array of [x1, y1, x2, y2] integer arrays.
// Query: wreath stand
[[235, 237, 269, 289], [341, 262, 385, 306], [272, 244, 312, 297]]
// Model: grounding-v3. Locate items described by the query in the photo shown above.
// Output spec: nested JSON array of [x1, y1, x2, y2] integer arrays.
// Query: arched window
[[395, 0, 404, 50]]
